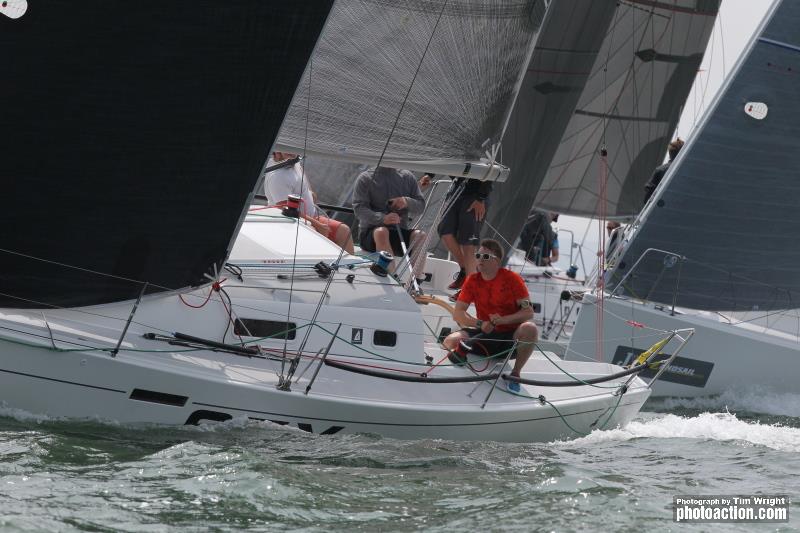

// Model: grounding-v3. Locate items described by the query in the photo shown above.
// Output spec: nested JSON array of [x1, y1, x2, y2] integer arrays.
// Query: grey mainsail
[[485, 0, 617, 249], [274, 0, 548, 181], [610, 0, 800, 312], [533, 0, 719, 218]]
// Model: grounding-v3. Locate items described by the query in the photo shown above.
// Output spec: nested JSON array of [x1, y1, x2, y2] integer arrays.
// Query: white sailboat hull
[[0, 208, 652, 443], [567, 294, 800, 397], [0, 312, 648, 442]]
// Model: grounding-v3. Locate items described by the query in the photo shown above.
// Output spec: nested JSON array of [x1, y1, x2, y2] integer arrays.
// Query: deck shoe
[[505, 378, 521, 393], [448, 269, 466, 290]]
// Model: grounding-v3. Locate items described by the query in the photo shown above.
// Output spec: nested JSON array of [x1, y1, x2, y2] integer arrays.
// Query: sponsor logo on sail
[[0, 0, 27, 19]]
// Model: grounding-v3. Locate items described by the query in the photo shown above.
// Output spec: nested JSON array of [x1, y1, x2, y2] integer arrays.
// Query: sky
[[552, 0, 774, 275]]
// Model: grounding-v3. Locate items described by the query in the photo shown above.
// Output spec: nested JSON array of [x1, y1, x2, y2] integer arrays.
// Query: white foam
[[0, 405, 59, 424], [559, 412, 800, 453], [655, 385, 800, 418]]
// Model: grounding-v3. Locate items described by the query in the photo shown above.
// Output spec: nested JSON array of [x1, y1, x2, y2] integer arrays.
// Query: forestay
[[533, 0, 719, 218], [274, 0, 547, 181], [611, 0, 800, 312]]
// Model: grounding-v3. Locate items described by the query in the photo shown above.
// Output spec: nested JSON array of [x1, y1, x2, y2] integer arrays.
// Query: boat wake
[[559, 411, 800, 453], [649, 385, 800, 418]]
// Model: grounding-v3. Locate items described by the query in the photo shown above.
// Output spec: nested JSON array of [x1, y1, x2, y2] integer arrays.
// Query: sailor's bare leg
[[441, 234, 464, 267], [335, 224, 354, 254], [511, 322, 538, 376], [462, 244, 477, 274], [443, 329, 470, 351], [372, 227, 396, 272]]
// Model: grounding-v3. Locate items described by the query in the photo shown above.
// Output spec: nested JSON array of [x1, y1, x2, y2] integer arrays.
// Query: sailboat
[[566, 0, 800, 397], [220, 1, 683, 441], [471, 0, 721, 351]]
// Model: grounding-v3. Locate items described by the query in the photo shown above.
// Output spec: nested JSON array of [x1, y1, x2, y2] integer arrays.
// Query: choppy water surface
[[1, 387, 799, 532]]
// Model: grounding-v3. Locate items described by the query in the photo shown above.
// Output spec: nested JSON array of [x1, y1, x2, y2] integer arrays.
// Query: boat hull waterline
[[0, 313, 648, 443]]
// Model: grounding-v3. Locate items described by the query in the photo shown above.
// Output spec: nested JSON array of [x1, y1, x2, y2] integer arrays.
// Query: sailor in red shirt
[[442, 239, 539, 392]]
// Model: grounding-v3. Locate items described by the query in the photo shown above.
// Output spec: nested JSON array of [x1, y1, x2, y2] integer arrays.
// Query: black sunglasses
[[475, 252, 498, 260]]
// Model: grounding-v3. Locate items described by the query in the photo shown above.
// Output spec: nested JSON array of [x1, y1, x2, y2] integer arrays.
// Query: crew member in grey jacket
[[353, 166, 427, 281]]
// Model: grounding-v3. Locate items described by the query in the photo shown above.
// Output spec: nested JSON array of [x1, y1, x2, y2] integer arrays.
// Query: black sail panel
[[533, 0, 720, 218], [486, 0, 617, 249], [612, 0, 800, 312], [0, 1, 332, 308]]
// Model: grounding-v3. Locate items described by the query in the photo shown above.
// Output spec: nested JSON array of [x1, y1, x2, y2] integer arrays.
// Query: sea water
[[0, 386, 798, 532]]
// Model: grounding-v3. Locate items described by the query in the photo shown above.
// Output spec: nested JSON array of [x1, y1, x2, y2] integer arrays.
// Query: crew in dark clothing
[[420, 173, 493, 290], [644, 138, 684, 204], [519, 210, 558, 266]]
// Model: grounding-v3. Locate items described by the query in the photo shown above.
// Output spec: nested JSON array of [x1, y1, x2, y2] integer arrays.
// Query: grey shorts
[[437, 195, 486, 245]]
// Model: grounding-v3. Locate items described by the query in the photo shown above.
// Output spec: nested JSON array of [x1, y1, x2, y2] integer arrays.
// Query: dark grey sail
[[610, 0, 800, 312], [0, 1, 332, 308], [485, 0, 617, 250], [533, 0, 720, 218]]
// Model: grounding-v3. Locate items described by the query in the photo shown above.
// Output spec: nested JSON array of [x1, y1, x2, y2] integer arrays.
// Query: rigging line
[[481, 219, 515, 251], [578, 295, 671, 334], [0, 290, 179, 337], [283, 55, 316, 378], [398, 180, 465, 285], [0, 248, 246, 326], [699, 18, 717, 127], [0, 247, 153, 290]]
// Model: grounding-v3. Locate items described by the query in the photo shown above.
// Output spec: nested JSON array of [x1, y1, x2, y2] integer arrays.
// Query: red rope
[[178, 279, 226, 309]]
